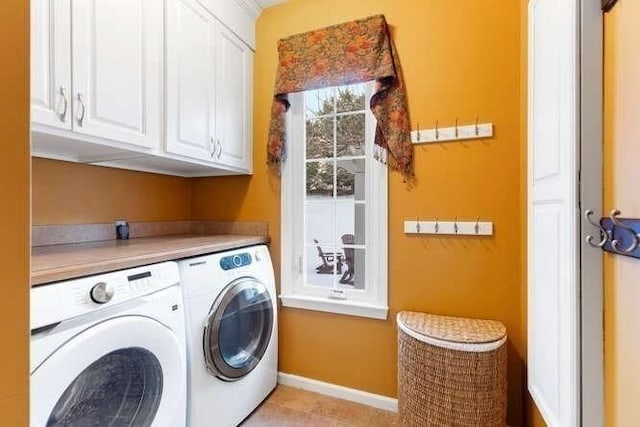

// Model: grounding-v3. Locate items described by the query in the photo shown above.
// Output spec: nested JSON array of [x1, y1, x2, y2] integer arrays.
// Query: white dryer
[[179, 245, 277, 427], [30, 261, 187, 427]]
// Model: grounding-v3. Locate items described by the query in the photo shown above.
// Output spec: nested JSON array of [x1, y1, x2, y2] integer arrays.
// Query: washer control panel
[[126, 271, 156, 294], [219, 252, 252, 270], [31, 261, 180, 331]]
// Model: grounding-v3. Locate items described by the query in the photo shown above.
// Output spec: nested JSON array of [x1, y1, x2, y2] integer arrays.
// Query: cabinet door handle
[[216, 140, 222, 160], [58, 86, 68, 122], [76, 93, 86, 127], [209, 137, 215, 158]]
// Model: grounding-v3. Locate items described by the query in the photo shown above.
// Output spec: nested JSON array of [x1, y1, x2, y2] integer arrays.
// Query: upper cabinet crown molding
[[196, 0, 257, 49], [233, 0, 261, 20], [255, 0, 287, 8]]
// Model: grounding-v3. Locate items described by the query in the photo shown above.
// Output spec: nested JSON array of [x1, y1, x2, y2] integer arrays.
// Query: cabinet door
[[215, 26, 252, 172], [31, 0, 72, 130], [165, 0, 217, 162], [71, 0, 162, 149]]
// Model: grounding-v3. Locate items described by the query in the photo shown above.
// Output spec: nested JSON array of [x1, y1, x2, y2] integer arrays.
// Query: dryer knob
[[90, 282, 115, 304], [254, 251, 262, 262]]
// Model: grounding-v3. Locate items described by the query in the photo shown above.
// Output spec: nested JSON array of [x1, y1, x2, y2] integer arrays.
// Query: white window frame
[[280, 82, 388, 320]]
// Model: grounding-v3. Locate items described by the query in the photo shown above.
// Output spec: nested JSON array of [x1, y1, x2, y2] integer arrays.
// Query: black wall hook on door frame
[[598, 213, 640, 260]]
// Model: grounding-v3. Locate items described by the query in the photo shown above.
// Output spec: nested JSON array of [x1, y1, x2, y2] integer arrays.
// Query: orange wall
[[32, 158, 192, 225], [191, 0, 526, 424], [604, 2, 640, 425], [0, 0, 29, 424]]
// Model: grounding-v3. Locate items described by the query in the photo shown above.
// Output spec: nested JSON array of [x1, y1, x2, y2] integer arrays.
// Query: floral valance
[[267, 14, 413, 177]]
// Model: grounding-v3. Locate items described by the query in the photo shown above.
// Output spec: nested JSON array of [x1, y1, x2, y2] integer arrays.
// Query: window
[[281, 82, 388, 320]]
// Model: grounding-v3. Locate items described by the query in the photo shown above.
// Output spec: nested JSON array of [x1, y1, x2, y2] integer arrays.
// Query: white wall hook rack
[[404, 219, 494, 236], [411, 122, 493, 144]]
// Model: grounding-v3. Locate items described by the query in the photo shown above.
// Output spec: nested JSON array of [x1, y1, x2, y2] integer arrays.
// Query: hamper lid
[[397, 311, 506, 345]]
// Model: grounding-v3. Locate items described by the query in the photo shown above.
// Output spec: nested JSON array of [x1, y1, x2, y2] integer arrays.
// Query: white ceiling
[[255, 0, 288, 9]]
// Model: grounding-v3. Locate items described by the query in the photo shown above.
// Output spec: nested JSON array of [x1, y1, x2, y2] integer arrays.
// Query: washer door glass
[[204, 278, 274, 380], [47, 348, 162, 427], [31, 316, 184, 427]]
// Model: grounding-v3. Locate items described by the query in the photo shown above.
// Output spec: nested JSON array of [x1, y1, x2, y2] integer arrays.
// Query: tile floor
[[241, 385, 399, 426]]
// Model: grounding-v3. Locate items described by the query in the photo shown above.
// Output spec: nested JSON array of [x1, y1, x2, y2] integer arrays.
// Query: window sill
[[279, 294, 388, 320]]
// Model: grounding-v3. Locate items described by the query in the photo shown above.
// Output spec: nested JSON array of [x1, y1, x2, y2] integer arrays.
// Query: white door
[[215, 25, 253, 172], [527, 0, 580, 426], [165, 0, 217, 162], [30, 0, 72, 130], [71, 0, 162, 149], [31, 316, 184, 426]]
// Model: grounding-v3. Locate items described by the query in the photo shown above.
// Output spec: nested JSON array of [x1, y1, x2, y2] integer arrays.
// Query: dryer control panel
[[219, 253, 252, 270]]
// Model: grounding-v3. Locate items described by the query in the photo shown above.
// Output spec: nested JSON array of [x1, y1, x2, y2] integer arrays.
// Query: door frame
[[579, 1, 604, 425]]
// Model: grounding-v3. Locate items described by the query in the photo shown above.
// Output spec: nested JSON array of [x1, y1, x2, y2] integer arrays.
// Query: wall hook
[[475, 117, 479, 136], [435, 120, 439, 140], [585, 209, 608, 248], [403, 217, 494, 236], [455, 118, 459, 138], [416, 122, 420, 142], [610, 210, 640, 254]]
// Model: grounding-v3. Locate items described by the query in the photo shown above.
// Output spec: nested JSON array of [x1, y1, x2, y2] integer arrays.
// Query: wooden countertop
[[31, 234, 269, 286]]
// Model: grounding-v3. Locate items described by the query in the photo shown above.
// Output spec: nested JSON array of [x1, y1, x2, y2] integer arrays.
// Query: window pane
[[336, 202, 365, 246], [305, 87, 334, 118], [306, 117, 334, 159], [336, 84, 366, 113], [305, 201, 334, 245], [305, 245, 336, 288], [306, 160, 334, 197], [338, 248, 365, 291], [336, 159, 365, 200], [336, 159, 365, 245], [337, 113, 365, 157]]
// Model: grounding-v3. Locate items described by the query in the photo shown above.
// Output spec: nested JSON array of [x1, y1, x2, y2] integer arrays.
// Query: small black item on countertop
[[116, 224, 130, 240]]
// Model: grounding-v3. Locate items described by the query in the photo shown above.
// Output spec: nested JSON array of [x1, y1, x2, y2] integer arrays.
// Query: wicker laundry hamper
[[397, 311, 508, 426]]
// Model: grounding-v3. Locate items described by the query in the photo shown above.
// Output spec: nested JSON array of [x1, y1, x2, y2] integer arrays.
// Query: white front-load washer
[[178, 245, 277, 427], [30, 261, 187, 427]]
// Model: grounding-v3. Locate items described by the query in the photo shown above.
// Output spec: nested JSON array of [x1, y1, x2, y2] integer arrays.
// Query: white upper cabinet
[[165, 0, 217, 162], [31, 0, 72, 130], [30, 0, 256, 176], [71, 0, 162, 149], [215, 25, 253, 172], [166, 0, 253, 173]]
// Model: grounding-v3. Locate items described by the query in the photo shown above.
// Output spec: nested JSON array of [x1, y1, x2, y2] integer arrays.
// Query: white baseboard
[[277, 372, 398, 412]]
